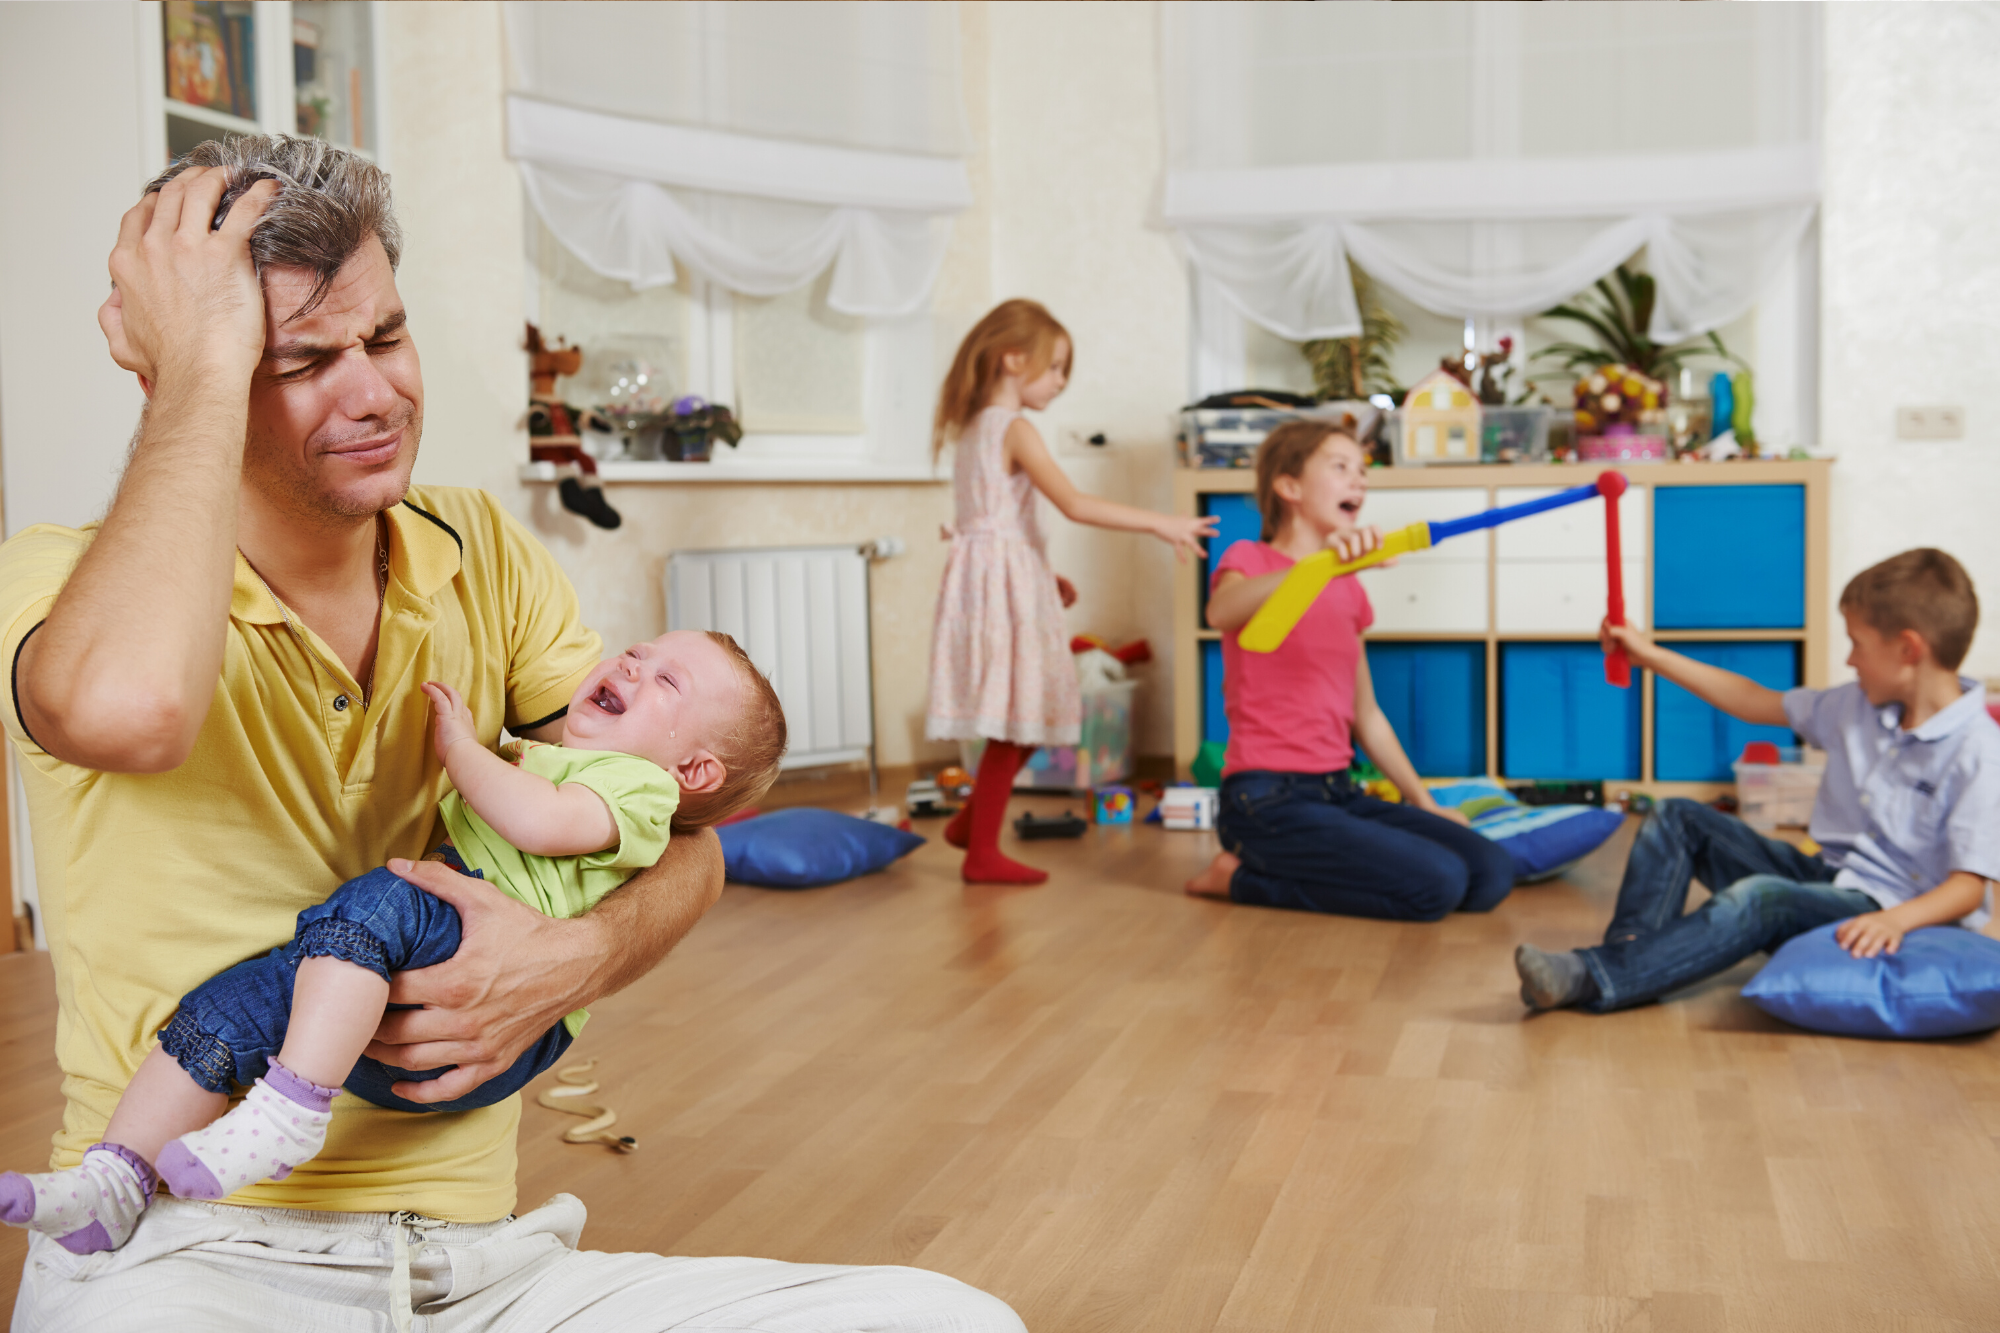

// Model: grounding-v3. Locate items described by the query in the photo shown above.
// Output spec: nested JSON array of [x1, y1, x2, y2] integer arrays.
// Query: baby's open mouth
[[590, 682, 625, 715], [1339, 499, 1362, 517]]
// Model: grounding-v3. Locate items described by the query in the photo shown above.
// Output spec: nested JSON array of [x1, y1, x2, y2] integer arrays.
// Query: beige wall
[[1820, 4, 2000, 683], [0, 3, 151, 535]]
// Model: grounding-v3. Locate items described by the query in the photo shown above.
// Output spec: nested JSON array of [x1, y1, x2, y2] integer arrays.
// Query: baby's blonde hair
[[670, 632, 787, 832]]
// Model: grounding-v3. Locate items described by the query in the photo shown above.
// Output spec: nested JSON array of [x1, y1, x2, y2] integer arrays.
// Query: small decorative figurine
[[526, 324, 623, 529]]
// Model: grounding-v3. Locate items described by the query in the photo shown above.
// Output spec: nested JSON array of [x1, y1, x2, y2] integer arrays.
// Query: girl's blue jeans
[[1576, 797, 1876, 1012], [157, 849, 573, 1113], [1217, 769, 1517, 921]]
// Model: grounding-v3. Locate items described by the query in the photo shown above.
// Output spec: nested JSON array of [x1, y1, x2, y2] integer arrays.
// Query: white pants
[[13, 1193, 1026, 1332]]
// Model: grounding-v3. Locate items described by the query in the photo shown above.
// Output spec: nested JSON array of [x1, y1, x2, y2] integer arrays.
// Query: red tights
[[945, 741, 1047, 885]]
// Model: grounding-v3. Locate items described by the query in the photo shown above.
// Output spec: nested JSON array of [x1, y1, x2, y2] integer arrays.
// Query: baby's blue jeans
[[1577, 798, 1876, 1012], [157, 848, 573, 1113]]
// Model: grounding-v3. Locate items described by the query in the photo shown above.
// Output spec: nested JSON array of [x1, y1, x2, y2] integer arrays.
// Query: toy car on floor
[[904, 779, 957, 819], [1013, 811, 1087, 840]]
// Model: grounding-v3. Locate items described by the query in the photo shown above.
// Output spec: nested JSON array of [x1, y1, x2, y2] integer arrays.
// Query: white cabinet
[[1494, 485, 1647, 560], [1360, 487, 1487, 552], [1494, 484, 1647, 632], [1360, 562, 1491, 633], [1357, 487, 1487, 632], [1496, 561, 1648, 632]]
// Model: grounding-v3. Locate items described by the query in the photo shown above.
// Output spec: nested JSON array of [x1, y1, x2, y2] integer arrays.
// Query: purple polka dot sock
[[0, 1142, 156, 1254], [155, 1060, 339, 1201]]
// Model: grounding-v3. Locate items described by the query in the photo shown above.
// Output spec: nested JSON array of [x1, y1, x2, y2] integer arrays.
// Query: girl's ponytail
[[934, 300, 1073, 457]]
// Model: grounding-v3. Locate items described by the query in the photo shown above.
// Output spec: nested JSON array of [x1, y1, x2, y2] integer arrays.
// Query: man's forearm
[[27, 386, 248, 769], [568, 828, 726, 1003]]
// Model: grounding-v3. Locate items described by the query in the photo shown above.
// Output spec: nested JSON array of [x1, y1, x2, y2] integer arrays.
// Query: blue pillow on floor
[[1743, 922, 2000, 1039], [717, 808, 925, 889], [1426, 779, 1624, 883]]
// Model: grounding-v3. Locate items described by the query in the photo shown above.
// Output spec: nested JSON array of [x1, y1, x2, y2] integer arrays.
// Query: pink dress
[[925, 407, 1081, 746]]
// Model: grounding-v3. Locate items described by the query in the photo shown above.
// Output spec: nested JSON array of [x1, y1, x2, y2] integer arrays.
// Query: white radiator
[[665, 545, 874, 771]]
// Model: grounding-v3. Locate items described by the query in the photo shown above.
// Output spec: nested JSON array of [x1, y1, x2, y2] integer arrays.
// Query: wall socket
[[1896, 405, 1966, 440]]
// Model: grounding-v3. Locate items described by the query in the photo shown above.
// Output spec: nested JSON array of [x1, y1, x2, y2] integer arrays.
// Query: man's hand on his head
[[365, 857, 608, 1104], [98, 167, 278, 393]]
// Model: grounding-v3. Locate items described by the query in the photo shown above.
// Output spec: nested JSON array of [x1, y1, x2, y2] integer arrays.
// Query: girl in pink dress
[[926, 300, 1216, 883]]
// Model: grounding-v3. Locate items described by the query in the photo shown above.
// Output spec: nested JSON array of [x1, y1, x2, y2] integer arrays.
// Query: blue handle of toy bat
[[1424, 481, 1602, 546]]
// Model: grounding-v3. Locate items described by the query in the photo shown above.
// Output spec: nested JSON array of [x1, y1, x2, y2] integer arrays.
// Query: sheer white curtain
[[1162, 3, 1821, 341], [505, 1, 971, 317]]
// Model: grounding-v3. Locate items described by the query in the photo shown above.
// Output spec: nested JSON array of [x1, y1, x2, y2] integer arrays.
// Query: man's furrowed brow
[[265, 309, 409, 363]]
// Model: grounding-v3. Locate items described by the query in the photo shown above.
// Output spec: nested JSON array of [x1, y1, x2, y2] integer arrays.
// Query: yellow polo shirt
[[0, 486, 601, 1221]]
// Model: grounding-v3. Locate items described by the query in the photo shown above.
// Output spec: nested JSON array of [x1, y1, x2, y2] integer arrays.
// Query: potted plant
[[665, 396, 744, 463], [1531, 263, 1741, 459]]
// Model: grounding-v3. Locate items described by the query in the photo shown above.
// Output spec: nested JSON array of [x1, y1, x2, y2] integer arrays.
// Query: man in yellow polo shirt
[[5, 137, 1022, 1331]]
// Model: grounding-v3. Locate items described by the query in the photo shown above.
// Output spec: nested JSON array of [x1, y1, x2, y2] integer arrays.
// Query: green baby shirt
[[438, 739, 679, 1034]]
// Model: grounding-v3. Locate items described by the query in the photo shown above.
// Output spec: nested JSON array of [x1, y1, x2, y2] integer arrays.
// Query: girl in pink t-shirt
[[1185, 422, 1514, 919]]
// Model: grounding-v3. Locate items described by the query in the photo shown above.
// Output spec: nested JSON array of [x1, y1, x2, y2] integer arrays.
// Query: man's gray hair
[[145, 135, 401, 318]]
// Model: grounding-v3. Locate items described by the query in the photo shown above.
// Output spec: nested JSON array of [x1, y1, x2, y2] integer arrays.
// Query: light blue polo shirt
[[1784, 679, 2000, 928]]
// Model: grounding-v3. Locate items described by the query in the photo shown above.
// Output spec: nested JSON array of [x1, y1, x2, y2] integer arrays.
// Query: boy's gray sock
[[1515, 944, 1593, 1011]]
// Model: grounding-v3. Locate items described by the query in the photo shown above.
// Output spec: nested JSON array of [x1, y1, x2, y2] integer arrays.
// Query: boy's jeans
[[157, 849, 573, 1112], [1578, 798, 1876, 1012]]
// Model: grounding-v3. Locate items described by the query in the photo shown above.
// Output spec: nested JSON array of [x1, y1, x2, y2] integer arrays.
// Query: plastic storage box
[[1177, 402, 1373, 469], [1480, 406, 1554, 463], [1384, 405, 1561, 465], [1732, 746, 1824, 831], [963, 679, 1138, 793]]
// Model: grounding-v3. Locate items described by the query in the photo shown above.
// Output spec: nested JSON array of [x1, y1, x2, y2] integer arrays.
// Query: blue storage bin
[[1361, 641, 1486, 777], [1654, 485, 1805, 628], [1199, 493, 1262, 628], [1654, 641, 1800, 781], [1201, 638, 1229, 745], [1501, 642, 1642, 780]]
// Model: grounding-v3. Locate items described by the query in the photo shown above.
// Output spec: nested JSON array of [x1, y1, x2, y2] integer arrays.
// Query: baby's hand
[[1330, 525, 1386, 565], [1155, 513, 1219, 562], [421, 681, 480, 766]]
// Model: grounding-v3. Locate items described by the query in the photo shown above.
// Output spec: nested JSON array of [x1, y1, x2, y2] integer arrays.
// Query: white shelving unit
[[137, 0, 383, 176]]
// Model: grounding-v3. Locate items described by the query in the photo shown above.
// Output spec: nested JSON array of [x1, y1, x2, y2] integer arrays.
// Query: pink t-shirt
[[1213, 540, 1374, 776]]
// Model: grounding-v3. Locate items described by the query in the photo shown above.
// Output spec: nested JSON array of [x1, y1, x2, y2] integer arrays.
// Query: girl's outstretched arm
[[1347, 653, 1469, 826], [1005, 418, 1216, 560]]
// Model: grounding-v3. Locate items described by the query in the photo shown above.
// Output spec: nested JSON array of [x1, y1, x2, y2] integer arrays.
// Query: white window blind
[[1163, 3, 1821, 342], [505, 1, 971, 318]]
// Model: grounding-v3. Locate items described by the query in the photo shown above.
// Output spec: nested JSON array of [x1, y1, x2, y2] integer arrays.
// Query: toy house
[[1398, 368, 1483, 465]]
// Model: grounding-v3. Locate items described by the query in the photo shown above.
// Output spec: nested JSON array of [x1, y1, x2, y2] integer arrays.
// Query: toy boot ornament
[[525, 323, 623, 530]]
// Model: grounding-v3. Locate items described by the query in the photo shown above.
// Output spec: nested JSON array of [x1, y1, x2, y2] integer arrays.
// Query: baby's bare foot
[[1184, 851, 1239, 900]]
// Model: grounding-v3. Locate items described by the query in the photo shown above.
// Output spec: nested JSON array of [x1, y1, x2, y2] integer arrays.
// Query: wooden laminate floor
[[0, 802, 1996, 1330]]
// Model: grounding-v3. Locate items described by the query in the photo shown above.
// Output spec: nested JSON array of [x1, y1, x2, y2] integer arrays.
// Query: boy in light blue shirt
[[1517, 548, 2000, 1013]]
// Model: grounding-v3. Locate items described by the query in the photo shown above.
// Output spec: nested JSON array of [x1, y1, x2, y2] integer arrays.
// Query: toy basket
[[1732, 747, 1824, 831], [962, 680, 1138, 793]]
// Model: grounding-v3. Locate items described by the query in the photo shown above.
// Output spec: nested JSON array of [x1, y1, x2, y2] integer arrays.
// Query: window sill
[[518, 460, 948, 485]]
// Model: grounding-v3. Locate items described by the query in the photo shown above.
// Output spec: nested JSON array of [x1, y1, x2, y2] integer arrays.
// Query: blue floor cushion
[[1426, 779, 1624, 883], [718, 808, 925, 889], [1743, 922, 2000, 1039]]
